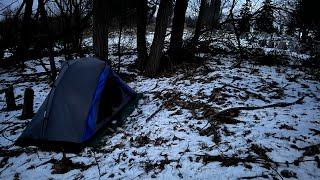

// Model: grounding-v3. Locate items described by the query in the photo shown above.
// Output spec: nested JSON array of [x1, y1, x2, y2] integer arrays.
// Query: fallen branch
[[19, 72, 49, 77], [222, 83, 271, 103], [145, 90, 176, 122], [145, 104, 164, 122], [201, 96, 305, 133], [0, 123, 27, 134], [213, 96, 304, 119], [0, 121, 26, 125]]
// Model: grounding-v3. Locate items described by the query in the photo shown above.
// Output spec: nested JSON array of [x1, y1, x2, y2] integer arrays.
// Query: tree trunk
[[0, 45, 4, 60], [38, 0, 57, 81], [21, 88, 34, 119], [136, 0, 148, 70], [5, 85, 16, 111], [72, 3, 83, 57], [208, 0, 221, 30], [169, 0, 188, 53], [117, 11, 123, 73], [192, 0, 206, 46], [16, 0, 33, 65], [301, 25, 308, 43], [93, 0, 109, 62], [145, 0, 173, 76], [229, 0, 243, 67]]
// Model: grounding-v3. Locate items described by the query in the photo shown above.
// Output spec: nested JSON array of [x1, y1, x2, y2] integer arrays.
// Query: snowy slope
[[0, 34, 319, 179]]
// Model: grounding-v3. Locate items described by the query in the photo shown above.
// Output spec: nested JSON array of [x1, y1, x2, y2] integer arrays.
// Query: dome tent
[[16, 58, 137, 148]]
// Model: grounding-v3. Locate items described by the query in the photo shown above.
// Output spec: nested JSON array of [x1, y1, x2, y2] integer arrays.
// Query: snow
[[0, 35, 320, 179]]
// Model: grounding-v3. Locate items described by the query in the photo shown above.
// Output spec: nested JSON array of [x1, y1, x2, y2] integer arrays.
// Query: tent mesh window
[[97, 75, 123, 124]]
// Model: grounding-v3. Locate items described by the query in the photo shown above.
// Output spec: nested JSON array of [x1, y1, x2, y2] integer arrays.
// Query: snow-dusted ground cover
[[0, 35, 320, 179]]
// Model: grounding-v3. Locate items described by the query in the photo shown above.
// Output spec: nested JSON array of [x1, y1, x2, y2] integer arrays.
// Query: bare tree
[[228, 0, 245, 67], [169, 0, 188, 54], [50, 0, 92, 59], [192, 0, 206, 46], [16, 0, 33, 65], [145, 0, 173, 76], [136, 0, 148, 70], [93, 0, 109, 61], [38, 0, 57, 81], [207, 0, 221, 30]]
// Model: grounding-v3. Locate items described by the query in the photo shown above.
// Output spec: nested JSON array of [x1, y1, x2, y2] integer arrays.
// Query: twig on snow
[[92, 150, 101, 179], [145, 104, 164, 122]]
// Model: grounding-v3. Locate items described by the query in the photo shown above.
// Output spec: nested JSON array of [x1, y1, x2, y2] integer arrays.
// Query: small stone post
[[21, 87, 34, 119], [5, 85, 16, 111]]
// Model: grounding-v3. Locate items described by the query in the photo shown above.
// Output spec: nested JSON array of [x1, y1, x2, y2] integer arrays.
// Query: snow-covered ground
[[0, 35, 319, 179]]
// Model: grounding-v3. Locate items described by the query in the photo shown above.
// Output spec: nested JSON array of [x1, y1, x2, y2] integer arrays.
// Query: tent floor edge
[[15, 138, 84, 153]]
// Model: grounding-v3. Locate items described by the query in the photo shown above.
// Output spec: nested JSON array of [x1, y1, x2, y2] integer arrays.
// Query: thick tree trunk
[[192, 0, 206, 45], [136, 0, 148, 70], [93, 0, 109, 61], [21, 88, 34, 119], [145, 0, 173, 76], [5, 85, 16, 111], [169, 0, 188, 53], [38, 0, 57, 81], [208, 0, 221, 30], [16, 0, 33, 65]]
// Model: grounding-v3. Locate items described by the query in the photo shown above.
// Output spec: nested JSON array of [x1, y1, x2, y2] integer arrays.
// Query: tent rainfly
[[16, 58, 137, 146]]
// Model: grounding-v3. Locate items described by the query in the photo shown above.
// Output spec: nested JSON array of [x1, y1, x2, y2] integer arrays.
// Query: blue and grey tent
[[16, 58, 137, 147]]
